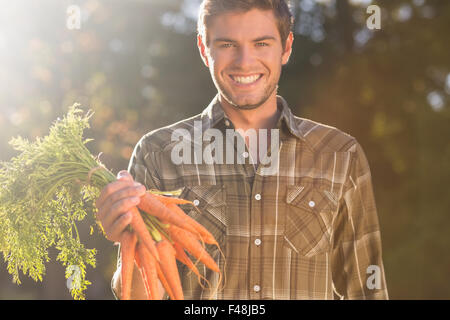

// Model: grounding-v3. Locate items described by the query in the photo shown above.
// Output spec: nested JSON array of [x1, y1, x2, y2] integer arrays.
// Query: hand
[[95, 170, 146, 243]]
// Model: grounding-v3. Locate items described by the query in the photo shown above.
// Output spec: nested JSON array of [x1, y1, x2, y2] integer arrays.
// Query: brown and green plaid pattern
[[125, 94, 389, 300]]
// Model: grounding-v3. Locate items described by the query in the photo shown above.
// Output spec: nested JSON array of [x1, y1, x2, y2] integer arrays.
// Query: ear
[[281, 32, 294, 66], [197, 34, 210, 68]]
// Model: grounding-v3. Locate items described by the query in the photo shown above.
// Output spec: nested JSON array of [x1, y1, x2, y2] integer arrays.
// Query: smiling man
[[200, 8, 290, 111], [97, 0, 389, 300]]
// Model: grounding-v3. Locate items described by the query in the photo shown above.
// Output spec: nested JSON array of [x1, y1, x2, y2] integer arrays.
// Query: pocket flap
[[286, 184, 337, 214], [181, 185, 227, 208], [179, 184, 228, 227], [284, 184, 338, 257]]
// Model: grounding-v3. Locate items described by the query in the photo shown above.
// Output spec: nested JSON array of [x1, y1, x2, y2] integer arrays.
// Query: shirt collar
[[200, 93, 306, 142]]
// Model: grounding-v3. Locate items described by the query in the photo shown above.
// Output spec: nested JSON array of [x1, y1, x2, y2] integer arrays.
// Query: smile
[[229, 74, 263, 85]]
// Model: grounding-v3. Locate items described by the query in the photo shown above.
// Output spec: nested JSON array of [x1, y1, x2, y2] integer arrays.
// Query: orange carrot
[[120, 230, 137, 300], [156, 239, 184, 300], [134, 248, 152, 300], [155, 259, 175, 300], [136, 242, 160, 300], [130, 206, 160, 262], [134, 249, 141, 269], [173, 241, 211, 289], [166, 202, 218, 246], [173, 242, 201, 277], [152, 231, 175, 300], [138, 193, 199, 236], [151, 193, 193, 205], [134, 248, 151, 300], [168, 224, 220, 273]]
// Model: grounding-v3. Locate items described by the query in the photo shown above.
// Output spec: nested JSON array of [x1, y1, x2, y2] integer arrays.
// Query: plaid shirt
[[126, 94, 389, 300]]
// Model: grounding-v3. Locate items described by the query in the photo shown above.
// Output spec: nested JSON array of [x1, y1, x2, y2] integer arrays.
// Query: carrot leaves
[[0, 104, 114, 299]]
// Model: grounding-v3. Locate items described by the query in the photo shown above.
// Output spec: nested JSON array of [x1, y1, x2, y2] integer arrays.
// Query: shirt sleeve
[[127, 135, 163, 191], [330, 141, 389, 300]]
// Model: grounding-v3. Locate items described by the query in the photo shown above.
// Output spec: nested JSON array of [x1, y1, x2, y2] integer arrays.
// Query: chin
[[232, 92, 274, 110], [237, 98, 265, 109], [227, 97, 261, 109]]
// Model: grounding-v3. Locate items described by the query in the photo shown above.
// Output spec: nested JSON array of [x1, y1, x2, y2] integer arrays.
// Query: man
[[96, 0, 389, 300]]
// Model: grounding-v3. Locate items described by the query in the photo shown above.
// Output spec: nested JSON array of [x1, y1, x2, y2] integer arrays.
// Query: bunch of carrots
[[0, 105, 223, 300], [119, 190, 222, 300]]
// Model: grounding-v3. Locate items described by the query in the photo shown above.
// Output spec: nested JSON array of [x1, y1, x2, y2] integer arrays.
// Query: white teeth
[[232, 75, 260, 84]]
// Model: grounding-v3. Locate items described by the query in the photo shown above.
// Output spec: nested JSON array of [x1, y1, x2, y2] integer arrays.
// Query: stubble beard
[[219, 77, 279, 111]]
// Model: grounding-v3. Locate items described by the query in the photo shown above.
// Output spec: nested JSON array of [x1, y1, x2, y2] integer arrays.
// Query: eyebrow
[[212, 36, 277, 44], [253, 36, 277, 42]]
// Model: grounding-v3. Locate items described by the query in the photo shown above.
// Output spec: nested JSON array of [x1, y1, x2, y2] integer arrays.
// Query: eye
[[256, 42, 269, 47], [220, 43, 234, 48]]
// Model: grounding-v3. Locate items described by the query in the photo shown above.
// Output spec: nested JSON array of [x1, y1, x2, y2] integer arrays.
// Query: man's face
[[198, 9, 293, 110]]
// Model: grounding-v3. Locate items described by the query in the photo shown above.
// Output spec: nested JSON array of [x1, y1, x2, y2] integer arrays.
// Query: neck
[[219, 93, 280, 131]]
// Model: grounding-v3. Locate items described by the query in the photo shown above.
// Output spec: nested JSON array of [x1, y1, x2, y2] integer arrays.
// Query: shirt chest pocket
[[284, 184, 338, 257], [178, 184, 228, 250]]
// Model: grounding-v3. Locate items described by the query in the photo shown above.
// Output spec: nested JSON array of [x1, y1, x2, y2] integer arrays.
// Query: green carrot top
[[0, 104, 115, 300]]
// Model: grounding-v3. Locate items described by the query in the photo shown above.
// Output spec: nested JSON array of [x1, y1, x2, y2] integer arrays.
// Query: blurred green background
[[0, 0, 449, 299]]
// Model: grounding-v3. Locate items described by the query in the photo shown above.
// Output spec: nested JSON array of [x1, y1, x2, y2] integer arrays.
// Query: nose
[[234, 45, 256, 70]]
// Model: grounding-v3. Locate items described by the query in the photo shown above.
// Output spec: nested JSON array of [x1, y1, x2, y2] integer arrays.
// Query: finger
[[96, 185, 146, 222], [104, 212, 132, 242], [102, 197, 140, 230], [117, 170, 134, 182], [106, 212, 133, 242], [96, 179, 141, 209]]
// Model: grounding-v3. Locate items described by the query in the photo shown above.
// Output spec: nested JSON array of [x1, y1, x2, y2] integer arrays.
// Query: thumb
[[117, 170, 133, 182]]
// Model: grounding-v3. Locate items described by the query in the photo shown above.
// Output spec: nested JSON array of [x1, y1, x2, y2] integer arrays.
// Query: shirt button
[[224, 119, 230, 127], [254, 238, 261, 246], [253, 285, 261, 293], [254, 194, 261, 200], [308, 200, 315, 208], [193, 199, 200, 206], [242, 151, 249, 158]]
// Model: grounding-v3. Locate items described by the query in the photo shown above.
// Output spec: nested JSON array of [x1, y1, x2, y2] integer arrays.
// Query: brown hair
[[198, 0, 294, 48]]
